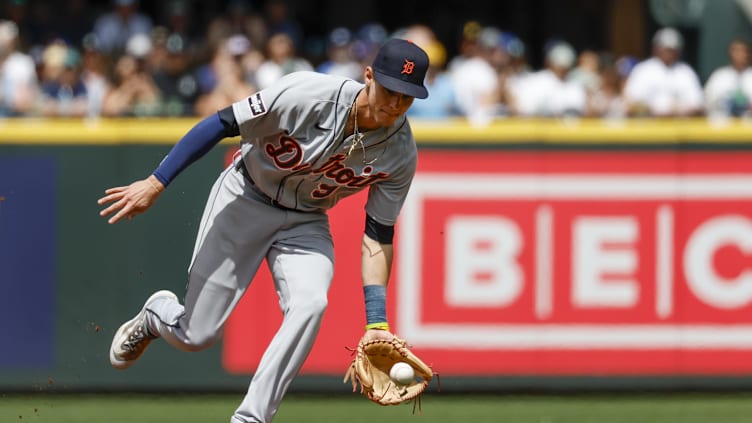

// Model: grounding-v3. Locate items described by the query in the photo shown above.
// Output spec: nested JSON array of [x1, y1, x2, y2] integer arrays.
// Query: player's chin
[[377, 111, 401, 127]]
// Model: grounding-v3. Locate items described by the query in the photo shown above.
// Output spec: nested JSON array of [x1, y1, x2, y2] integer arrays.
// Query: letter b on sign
[[446, 216, 523, 307]]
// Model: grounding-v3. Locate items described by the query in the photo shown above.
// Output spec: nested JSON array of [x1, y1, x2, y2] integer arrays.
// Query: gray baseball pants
[[144, 162, 335, 423]]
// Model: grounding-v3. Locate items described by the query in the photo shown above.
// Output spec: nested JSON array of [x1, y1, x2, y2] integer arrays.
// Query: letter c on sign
[[684, 215, 752, 309]]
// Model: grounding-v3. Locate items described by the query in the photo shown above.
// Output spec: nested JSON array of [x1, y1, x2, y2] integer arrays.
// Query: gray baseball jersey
[[232, 70, 417, 225]]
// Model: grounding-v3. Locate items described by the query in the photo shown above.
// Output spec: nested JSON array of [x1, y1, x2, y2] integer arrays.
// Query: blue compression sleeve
[[364, 285, 387, 325], [152, 113, 229, 187]]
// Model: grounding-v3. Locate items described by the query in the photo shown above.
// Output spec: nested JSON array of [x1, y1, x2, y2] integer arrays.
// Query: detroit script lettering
[[265, 135, 388, 198]]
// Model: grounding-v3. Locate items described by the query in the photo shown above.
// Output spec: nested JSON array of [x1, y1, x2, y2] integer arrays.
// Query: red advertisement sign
[[223, 150, 752, 375]]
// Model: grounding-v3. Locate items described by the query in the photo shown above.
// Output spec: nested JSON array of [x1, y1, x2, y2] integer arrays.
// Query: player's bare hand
[[98, 176, 164, 224]]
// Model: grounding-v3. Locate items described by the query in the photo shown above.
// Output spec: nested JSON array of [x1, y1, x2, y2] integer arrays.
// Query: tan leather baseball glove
[[344, 335, 434, 407]]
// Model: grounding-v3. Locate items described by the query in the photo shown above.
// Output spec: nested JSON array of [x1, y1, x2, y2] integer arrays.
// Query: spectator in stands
[[200, 15, 233, 63], [352, 22, 387, 70], [196, 34, 249, 95], [101, 34, 160, 117], [704, 38, 752, 118], [400, 25, 458, 119], [225, 0, 257, 41], [80, 33, 111, 118], [3, 0, 37, 48], [152, 33, 200, 116], [568, 49, 602, 95], [511, 40, 586, 117], [264, 0, 304, 50], [447, 20, 482, 72], [407, 38, 458, 119], [37, 41, 88, 117], [198, 8, 266, 78], [254, 32, 312, 89], [141, 27, 170, 76], [586, 55, 628, 119], [237, 40, 266, 88], [194, 36, 256, 117], [219, 0, 270, 72], [488, 30, 530, 116], [244, 10, 269, 58], [316, 27, 362, 81], [623, 27, 704, 117], [448, 21, 499, 126], [161, 1, 193, 45], [93, 0, 153, 55], [0, 19, 37, 116]]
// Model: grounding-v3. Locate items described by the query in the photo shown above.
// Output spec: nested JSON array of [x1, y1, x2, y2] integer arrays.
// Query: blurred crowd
[[1, 0, 751, 124]]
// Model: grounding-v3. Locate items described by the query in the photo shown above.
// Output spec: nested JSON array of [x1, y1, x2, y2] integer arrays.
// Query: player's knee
[[309, 296, 328, 315], [292, 295, 328, 319]]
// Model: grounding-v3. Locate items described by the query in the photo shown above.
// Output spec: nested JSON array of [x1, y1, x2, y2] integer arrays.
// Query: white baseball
[[389, 362, 414, 385]]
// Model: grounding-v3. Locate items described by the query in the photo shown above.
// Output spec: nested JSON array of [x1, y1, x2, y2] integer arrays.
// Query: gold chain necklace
[[347, 102, 377, 165]]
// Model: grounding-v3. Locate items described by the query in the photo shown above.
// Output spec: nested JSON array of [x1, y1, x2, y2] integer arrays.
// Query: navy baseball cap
[[372, 38, 429, 99]]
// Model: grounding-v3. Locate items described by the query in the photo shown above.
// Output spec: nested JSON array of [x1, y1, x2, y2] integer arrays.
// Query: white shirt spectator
[[0, 51, 37, 114], [623, 57, 703, 116], [253, 33, 313, 90], [449, 56, 498, 126], [513, 69, 586, 117], [0, 20, 37, 116], [704, 65, 752, 117], [254, 58, 313, 90]]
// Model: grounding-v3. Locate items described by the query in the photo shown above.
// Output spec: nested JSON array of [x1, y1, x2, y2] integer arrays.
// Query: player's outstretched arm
[[97, 110, 238, 225], [98, 174, 164, 224]]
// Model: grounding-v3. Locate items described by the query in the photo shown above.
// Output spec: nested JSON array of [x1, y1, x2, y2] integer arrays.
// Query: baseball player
[[97, 38, 429, 423]]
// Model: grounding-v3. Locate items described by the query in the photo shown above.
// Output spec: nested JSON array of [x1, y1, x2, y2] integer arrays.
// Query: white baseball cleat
[[109, 290, 178, 370]]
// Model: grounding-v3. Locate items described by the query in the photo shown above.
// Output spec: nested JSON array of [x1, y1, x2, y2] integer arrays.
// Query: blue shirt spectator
[[93, 0, 153, 55]]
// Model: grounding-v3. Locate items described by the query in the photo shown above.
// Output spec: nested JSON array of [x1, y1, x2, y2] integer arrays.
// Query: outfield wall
[[2, 118, 752, 392]]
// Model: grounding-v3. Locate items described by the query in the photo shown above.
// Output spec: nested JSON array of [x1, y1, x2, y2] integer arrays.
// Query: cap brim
[[374, 71, 428, 99]]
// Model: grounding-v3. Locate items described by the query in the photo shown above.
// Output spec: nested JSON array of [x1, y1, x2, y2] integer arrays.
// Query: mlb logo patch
[[248, 92, 267, 117]]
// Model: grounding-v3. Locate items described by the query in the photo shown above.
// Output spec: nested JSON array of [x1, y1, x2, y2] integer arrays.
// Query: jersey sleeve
[[230, 71, 320, 141], [364, 132, 418, 226]]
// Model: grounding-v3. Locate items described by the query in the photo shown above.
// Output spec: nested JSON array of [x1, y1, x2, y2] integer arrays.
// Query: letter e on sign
[[572, 216, 639, 308]]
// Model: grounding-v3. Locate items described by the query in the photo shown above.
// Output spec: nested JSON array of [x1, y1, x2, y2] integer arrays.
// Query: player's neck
[[351, 92, 380, 133], [345, 98, 369, 138]]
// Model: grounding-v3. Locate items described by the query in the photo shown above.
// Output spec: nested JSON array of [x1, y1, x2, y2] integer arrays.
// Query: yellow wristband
[[365, 322, 390, 331]]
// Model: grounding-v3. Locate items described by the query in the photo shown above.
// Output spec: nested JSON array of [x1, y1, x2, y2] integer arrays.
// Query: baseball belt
[[234, 159, 299, 212]]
